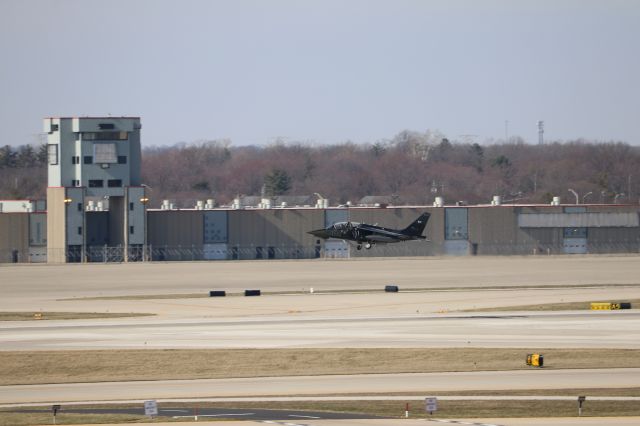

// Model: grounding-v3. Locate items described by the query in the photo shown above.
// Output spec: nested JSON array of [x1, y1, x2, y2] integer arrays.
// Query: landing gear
[[356, 243, 373, 250]]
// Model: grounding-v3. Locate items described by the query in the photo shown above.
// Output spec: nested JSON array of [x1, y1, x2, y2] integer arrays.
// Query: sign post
[[425, 397, 438, 415], [144, 400, 158, 419], [52, 405, 61, 425], [578, 396, 586, 416]]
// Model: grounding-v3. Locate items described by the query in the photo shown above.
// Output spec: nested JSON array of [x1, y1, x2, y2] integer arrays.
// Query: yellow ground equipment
[[526, 353, 544, 367], [591, 302, 632, 310]]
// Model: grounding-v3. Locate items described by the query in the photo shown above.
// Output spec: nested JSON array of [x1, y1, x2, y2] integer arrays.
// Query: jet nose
[[308, 229, 329, 239]]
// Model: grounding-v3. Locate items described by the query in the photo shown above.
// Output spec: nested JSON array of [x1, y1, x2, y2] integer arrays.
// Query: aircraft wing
[[358, 224, 426, 242], [358, 225, 402, 237], [357, 225, 405, 242]]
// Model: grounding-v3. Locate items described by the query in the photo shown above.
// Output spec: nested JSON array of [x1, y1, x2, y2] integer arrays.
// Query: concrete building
[[0, 200, 46, 263], [140, 204, 640, 260], [3, 201, 640, 263]]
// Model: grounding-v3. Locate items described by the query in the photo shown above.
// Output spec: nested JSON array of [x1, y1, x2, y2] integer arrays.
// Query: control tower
[[45, 117, 146, 262]]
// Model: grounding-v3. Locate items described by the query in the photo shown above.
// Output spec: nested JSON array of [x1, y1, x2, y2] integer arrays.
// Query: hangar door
[[323, 209, 349, 258], [562, 207, 587, 254], [444, 208, 470, 255], [204, 211, 228, 260]]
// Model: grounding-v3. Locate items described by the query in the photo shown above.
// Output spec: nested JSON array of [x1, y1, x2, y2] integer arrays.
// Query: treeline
[[1, 131, 639, 207], [0, 144, 47, 199], [140, 132, 640, 206]]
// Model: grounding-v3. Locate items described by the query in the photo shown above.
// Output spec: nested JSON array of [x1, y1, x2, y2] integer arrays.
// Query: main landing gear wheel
[[364, 243, 372, 249], [356, 244, 362, 250]]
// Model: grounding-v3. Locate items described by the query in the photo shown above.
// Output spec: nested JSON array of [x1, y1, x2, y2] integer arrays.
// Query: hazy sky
[[1, 0, 639, 147]]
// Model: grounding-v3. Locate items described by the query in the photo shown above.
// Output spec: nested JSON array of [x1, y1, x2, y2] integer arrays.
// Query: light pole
[[582, 192, 593, 204], [568, 189, 579, 204], [141, 184, 151, 261]]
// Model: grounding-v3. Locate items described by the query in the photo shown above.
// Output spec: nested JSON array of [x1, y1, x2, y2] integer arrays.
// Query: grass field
[[464, 299, 639, 312], [2, 399, 640, 425], [59, 283, 640, 302], [3, 348, 640, 385], [0, 312, 153, 321]]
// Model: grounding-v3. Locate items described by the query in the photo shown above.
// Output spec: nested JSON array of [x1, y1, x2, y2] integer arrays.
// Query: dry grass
[[61, 283, 640, 301], [207, 400, 640, 418], [0, 411, 148, 426], [0, 312, 153, 321], [255, 400, 640, 418], [2, 348, 640, 385], [327, 387, 640, 397], [464, 299, 639, 312]]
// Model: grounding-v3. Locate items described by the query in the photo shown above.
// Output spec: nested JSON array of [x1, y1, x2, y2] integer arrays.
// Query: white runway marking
[[260, 422, 307, 426], [173, 412, 255, 418], [427, 419, 502, 426]]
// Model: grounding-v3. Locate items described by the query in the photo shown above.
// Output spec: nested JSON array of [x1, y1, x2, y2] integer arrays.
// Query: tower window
[[71, 156, 79, 164], [129, 226, 134, 234], [118, 155, 127, 164], [98, 123, 115, 130], [47, 144, 58, 165], [129, 202, 134, 211], [83, 131, 128, 141], [108, 179, 122, 187], [88, 179, 103, 188], [84, 156, 93, 164], [77, 203, 82, 212]]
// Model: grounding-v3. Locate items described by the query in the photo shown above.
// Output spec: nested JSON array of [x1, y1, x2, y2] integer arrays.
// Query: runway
[[1, 256, 640, 418], [1, 310, 640, 350], [2, 368, 640, 404], [2, 256, 639, 306]]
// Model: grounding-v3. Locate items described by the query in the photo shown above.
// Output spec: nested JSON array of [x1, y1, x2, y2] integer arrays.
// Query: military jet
[[308, 212, 430, 250]]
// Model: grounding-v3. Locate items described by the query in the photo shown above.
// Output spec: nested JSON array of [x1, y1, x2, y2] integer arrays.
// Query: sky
[[1, 0, 639, 147]]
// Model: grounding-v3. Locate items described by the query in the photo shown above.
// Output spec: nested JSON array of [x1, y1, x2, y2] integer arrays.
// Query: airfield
[[1, 255, 640, 425]]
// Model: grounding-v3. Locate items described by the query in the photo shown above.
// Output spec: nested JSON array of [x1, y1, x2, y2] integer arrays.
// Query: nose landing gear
[[356, 243, 373, 250]]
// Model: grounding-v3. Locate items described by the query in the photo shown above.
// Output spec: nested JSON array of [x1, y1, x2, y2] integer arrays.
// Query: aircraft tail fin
[[402, 212, 430, 237]]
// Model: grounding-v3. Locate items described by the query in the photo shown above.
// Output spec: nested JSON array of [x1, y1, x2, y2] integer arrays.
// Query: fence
[[2, 240, 640, 264]]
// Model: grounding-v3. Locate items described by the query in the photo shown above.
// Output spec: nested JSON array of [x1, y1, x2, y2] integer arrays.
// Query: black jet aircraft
[[308, 212, 430, 250]]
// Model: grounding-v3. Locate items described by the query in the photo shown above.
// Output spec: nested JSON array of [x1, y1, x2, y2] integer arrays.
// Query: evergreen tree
[[264, 168, 292, 196]]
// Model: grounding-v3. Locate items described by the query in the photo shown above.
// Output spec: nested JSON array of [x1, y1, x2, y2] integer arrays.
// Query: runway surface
[[2, 368, 639, 404], [1, 310, 640, 350], [1, 256, 640, 419], [10, 407, 381, 421], [2, 256, 639, 305]]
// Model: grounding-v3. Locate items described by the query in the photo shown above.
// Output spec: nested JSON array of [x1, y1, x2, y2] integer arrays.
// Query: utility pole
[[537, 121, 544, 145], [505, 120, 509, 143]]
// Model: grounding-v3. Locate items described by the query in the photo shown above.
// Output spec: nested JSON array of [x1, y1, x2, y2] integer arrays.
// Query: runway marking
[[199, 413, 256, 417], [288, 414, 321, 419], [427, 419, 502, 426], [260, 421, 307, 426], [173, 412, 255, 418]]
